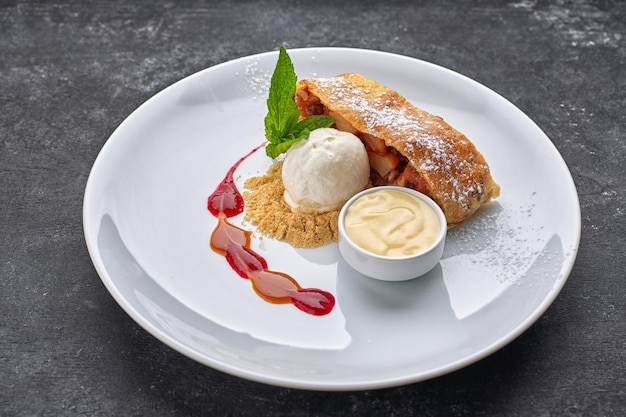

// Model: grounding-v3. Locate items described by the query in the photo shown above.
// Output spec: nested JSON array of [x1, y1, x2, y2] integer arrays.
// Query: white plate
[[83, 48, 581, 390]]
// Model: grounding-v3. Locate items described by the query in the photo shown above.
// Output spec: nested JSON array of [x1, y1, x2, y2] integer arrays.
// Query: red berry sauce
[[207, 145, 335, 316]]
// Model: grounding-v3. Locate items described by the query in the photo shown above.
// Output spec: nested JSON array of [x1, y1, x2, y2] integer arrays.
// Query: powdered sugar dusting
[[234, 58, 271, 100], [441, 192, 566, 319], [310, 74, 493, 214]]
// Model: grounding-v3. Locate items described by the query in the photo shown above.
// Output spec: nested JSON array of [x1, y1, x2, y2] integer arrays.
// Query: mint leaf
[[266, 138, 301, 159], [292, 114, 335, 138], [264, 46, 300, 144], [265, 115, 335, 158], [264, 46, 335, 158]]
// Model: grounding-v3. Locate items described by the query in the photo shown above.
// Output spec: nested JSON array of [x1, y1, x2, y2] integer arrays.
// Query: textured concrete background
[[1, 0, 625, 415]]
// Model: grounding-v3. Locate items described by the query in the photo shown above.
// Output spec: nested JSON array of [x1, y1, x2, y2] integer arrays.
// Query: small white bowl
[[338, 186, 447, 281]]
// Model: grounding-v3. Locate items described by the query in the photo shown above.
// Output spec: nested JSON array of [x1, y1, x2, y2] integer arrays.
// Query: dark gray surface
[[1, 0, 625, 415]]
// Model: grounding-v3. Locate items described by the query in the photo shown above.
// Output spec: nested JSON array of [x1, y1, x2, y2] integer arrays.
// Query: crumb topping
[[243, 162, 339, 248]]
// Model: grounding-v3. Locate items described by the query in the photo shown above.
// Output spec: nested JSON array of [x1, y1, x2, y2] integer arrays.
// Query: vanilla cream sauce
[[344, 189, 441, 257]]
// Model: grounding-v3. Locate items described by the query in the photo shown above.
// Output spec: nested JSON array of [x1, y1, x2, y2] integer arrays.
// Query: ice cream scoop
[[282, 128, 369, 212]]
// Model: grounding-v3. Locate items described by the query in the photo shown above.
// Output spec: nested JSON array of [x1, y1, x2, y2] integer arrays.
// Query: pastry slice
[[295, 73, 500, 226]]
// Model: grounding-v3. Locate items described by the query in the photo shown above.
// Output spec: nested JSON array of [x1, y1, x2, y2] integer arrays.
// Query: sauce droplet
[[207, 144, 335, 316]]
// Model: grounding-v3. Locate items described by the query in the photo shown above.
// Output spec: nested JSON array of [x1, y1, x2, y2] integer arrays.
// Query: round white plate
[[83, 48, 581, 391]]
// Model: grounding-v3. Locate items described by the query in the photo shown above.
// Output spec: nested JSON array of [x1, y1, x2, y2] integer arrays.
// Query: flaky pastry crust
[[295, 73, 500, 226]]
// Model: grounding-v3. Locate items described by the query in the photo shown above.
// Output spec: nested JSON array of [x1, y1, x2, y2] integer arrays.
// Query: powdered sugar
[[308, 74, 494, 213], [235, 58, 271, 100]]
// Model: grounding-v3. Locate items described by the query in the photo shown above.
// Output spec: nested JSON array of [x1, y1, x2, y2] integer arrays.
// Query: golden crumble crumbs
[[243, 162, 338, 248]]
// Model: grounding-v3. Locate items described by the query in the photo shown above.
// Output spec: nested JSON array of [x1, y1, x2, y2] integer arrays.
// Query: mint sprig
[[264, 46, 334, 158]]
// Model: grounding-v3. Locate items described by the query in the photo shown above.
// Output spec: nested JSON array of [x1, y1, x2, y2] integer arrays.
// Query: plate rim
[[83, 46, 582, 391]]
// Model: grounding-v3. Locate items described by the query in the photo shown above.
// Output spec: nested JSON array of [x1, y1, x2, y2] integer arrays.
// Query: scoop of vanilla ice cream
[[282, 128, 369, 212]]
